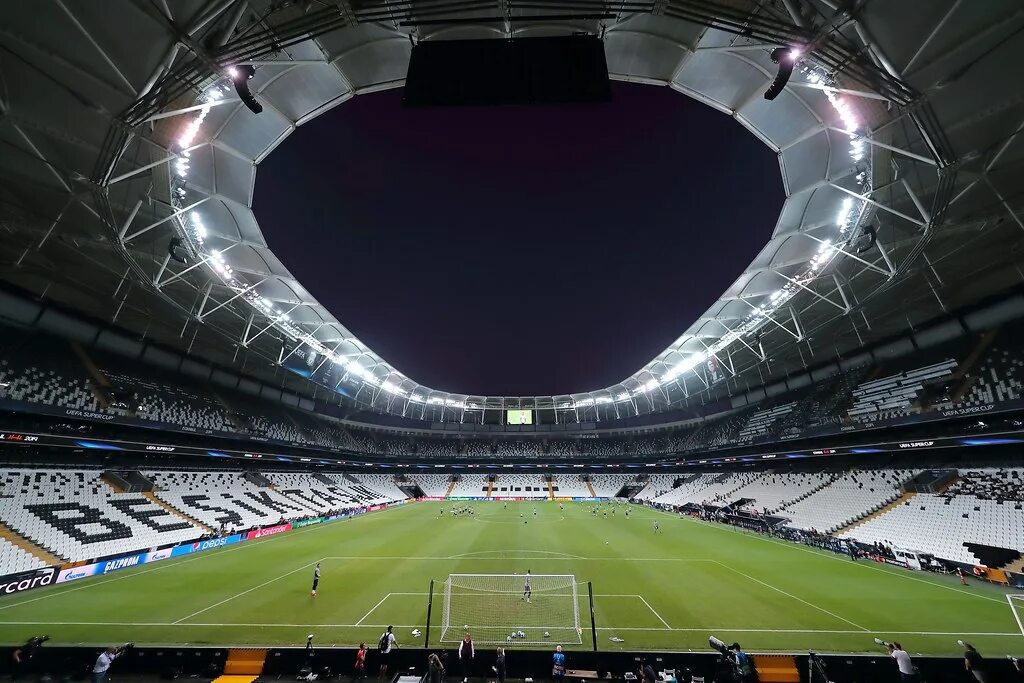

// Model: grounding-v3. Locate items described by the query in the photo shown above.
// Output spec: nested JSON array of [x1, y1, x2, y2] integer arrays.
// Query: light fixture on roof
[[765, 47, 797, 101], [230, 65, 263, 114]]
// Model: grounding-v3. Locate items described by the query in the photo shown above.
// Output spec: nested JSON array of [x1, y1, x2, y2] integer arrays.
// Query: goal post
[[440, 573, 583, 646], [1008, 594, 1024, 636]]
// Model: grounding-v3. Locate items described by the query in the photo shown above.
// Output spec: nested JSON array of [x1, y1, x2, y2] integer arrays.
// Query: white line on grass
[[172, 558, 322, 624], [0, 511, 379, 613], [712, 560, 870, 632], [686, 517, 1010, 606], [1008, 595, 1024, 636], [356, 593, 392, 625], [318, 556, 715, 562], [638, 595, 671, 628], [3, 621, 1020, 637]]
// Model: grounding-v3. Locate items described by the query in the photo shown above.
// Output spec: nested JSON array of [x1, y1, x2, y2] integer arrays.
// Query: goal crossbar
[[440, 573, 582, 645]]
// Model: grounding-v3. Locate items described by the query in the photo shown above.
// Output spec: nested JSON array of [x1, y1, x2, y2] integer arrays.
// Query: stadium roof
[[1, 0, 1023, 424]]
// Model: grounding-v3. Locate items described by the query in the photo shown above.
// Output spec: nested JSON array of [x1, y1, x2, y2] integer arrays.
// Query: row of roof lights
[[168, 53, 870, 413]]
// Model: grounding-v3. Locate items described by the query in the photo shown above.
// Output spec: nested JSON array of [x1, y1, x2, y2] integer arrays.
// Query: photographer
[[12, 636, 48, 682], [93, 644, 132, 683]]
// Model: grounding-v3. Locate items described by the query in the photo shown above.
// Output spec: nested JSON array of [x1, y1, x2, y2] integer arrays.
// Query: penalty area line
[[638, 595, 671, 629], [172, 558, 324, 624], [356, 594, 392, 625]]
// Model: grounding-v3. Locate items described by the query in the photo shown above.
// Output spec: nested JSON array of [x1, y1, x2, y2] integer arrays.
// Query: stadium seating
[[736, 402, 795, 442], [778, 469, 916, 532], [0, 537, 47, 576], [839, 492, 1024, 565], [958, 346, 1024, 408], [847, 360, 957, 422], [0, 469, 204, 562], [491, 474, 549, 498], [409, 474, 454, 497]]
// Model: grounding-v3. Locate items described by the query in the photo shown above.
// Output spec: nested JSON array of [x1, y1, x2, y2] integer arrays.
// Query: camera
[[708, 636, 730, 656]]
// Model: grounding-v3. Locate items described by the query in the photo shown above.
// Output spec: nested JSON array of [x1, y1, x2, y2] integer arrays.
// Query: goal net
[[1009, 595, 1024, 636], [440, 574, 582, 645]]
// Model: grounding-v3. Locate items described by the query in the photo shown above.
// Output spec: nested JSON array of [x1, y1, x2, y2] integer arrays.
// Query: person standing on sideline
[[458, 632, 475, 683], [354, 643, 367, 680], [93, 647, 123, 683], [961, 641, 987, 682], [427, 653, 445, 683], [883, 641, 918, 682], [552, 646, 566, 682], [492, 649, 506, 683], [311, 563, 321, 597], [378, 626, 397, 680], [958, 567, 969, 585]]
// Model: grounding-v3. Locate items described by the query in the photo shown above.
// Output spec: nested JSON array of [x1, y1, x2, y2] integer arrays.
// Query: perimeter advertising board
[[0, 566, 59, 595]]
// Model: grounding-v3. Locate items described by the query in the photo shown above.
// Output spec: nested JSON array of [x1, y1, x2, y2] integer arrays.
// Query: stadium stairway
[[833, 492, 916, 535], [584, 478, 597, 497], [444, 478, 457, 497], [486, 480, 494, 498], [1000, 556, 1024, 573], [142, 492, 215, 534], [0, 520, 63, 565], [752, 655, 799, 682], [222, 648, 267, 676], [547, 480, 555, 500]]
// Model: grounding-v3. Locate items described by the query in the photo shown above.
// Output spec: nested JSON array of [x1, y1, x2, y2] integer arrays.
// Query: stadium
[[1, 0, 1024, 682]]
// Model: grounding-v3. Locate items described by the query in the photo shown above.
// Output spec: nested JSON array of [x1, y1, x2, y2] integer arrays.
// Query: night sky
[[254, 82, 783, 397]]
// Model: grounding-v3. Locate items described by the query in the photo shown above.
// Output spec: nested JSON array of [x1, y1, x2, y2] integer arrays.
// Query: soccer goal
[[440, 573, 582, 645], [1008, 595, 1024, 636]]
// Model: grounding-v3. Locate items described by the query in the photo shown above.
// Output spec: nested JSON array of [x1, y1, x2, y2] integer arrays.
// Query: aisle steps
[[222, 649, 267, 676], [0, 521, 63, 565], [753, 655, 799, 683]]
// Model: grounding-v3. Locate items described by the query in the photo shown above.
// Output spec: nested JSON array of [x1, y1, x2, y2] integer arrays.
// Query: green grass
[[0, 501, 1021, 656]]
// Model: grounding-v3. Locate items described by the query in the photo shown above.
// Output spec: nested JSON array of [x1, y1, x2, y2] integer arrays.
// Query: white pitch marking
[[638, 595, 671, 629], [2, 621, 1020, 638], [713, 560, 870, 632], [686, 516, 1010, 606], [356, 593, 393, 625], [1007, 595, 1024, 637], [172, 559, 321, 624]]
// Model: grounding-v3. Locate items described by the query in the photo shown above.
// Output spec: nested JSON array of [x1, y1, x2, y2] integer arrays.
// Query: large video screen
[[506, 409, 533, 425]]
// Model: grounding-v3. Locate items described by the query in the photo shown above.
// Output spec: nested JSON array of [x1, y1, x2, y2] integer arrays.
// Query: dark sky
[[254, 82, 783, 396]]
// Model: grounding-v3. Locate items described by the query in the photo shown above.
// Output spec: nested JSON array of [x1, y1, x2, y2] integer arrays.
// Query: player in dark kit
[[311, 562, 321, 597]]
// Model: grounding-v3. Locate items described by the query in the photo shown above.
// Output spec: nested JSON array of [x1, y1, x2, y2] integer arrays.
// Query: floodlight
[[168, 236, 189, 264], [230, 64, 263, 114], [765, 48, 796, 101]]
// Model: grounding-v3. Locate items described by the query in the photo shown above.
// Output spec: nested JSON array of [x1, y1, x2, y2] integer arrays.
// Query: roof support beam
[[829, 183, 925, 227], [198, 277, 266, 321], [825, 127, 937, 165], [124, 196, 211, 243]]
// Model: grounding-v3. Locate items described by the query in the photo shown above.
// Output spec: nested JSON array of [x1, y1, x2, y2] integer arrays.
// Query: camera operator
[[730, 643, 756, 683], [12, 636, 48, 682], [93, 643, 132, 683]]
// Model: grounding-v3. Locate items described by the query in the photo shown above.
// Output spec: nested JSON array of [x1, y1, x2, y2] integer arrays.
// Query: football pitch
[[1, 501, 1021, 656]]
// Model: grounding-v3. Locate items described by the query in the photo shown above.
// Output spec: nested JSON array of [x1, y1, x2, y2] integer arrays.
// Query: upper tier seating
[[737, 402, 795, 442], [958, 346, 1024, 408], [847, 360, 957, 421], [0, 469, 203, 562]]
